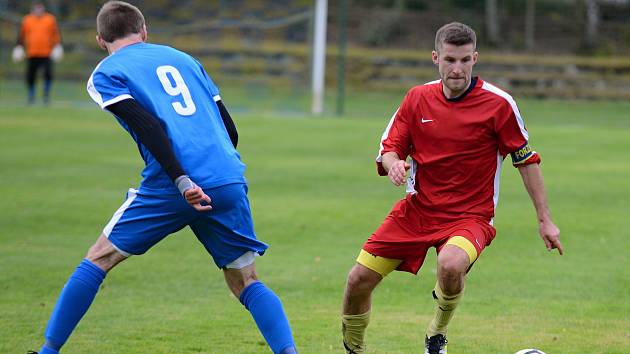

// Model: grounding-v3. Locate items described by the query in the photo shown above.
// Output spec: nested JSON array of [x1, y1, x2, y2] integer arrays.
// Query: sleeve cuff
[[376, 160, 388, 176], [101, 94, 134, 109], [513, 152, 541, 167], [375, 149, 403, 176]]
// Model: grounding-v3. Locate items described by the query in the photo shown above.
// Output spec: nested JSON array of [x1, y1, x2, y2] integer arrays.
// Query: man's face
[[432, 42, 478, 98], [32, 4, 45, 16]]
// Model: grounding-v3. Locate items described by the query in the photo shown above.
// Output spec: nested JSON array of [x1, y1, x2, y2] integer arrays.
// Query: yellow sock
[[426, 282, 464, 337], [342, 311, 370, 353]]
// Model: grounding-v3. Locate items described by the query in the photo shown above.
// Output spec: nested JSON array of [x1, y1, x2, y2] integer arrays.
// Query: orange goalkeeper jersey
[[20, 13, 60, 58]]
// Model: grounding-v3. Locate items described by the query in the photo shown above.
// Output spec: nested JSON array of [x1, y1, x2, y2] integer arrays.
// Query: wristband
[[175, 175, 195, 195]]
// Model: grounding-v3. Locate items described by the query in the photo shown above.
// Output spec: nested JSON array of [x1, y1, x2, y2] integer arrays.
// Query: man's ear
[[96, 35, 107, 50], [432, 50, 439, 65], [140, 24, 148, 41]]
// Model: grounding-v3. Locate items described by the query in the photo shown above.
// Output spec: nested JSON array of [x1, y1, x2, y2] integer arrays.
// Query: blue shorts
[[102, 183, 268, 268]]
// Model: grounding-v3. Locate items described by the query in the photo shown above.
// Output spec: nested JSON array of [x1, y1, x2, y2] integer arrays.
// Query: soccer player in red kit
[[341, 22, 563, 354]]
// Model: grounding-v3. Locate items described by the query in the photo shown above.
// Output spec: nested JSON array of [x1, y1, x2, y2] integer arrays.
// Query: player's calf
[[425, 242, 471, 346], [341, 264, 379, 353], [225, 256, 297, 354], [342, 255, 397, 354], [36, 235, 128, 353], [342, 311, 370, 354], [38, 259, 106, 354], [343, 267, 379, 311]]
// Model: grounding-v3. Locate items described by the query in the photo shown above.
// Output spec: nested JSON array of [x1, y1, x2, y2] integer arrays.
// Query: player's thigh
[[190, 183, 268, 269], [355, 249, 402, 279], [438, 220, 496, 272], [103, 188, 195, 256], [26, 58, 39, 82], [362, 199, 429, 275]]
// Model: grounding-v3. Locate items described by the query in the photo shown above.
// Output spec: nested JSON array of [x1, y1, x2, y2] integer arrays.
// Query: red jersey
[[377, 77, 540, 224]]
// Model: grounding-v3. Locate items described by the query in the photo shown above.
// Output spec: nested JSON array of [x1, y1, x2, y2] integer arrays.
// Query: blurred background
[[1, 2, 629, 352], [1, 0, 630, 114]]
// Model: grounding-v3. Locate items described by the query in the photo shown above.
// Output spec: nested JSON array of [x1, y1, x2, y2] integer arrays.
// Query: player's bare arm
[[381, 152, 410, 186], [518, 163, 563, 255]]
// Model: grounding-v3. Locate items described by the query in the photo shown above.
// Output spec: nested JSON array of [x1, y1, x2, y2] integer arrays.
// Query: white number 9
[[156, 65, 196, 116]]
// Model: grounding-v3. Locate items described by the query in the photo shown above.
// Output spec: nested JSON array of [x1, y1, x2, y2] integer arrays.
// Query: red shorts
[[363, 195, 496, 274]]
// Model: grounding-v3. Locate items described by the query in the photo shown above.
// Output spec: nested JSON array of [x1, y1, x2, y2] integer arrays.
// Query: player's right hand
[[184, 186, 212, 212], [388, 160, 410, 186], [539, 219, 563, 255]]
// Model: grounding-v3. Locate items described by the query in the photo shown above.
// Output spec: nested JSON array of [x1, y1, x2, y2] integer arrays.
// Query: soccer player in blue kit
[[33, 2, 297, 353]]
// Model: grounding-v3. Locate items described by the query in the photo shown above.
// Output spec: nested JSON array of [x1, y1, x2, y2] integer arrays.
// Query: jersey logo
[[421, 117, 434, 123]]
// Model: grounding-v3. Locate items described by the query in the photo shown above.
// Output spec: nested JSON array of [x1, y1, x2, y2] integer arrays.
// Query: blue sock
[[41, 259, 106, 353], [43, 80, 52, 102], [27, 86, 35, 103], [239, 281, 296, 354], [38, 347, 59, 354]]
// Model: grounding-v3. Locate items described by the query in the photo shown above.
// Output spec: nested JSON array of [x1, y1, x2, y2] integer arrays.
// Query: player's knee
[[85, 253, 123, 273], [85, 238, 127, 273], [438, 246, 470, 275], [224, 266, 258, 298], [85, 254, 114, 273], [346, 266, 379, 295], [437, 256, 467, 280]]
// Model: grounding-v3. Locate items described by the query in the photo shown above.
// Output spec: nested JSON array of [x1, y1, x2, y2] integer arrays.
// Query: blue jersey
[[87, 42, 245, 194]]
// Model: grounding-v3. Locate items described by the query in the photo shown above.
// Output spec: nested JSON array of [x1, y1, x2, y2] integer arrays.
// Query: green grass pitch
[[0, 81, 629, 353]]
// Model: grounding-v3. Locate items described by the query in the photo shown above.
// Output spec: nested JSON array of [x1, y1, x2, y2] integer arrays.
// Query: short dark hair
[[96, 1, 145, 43], [434, 22, 477, 52]]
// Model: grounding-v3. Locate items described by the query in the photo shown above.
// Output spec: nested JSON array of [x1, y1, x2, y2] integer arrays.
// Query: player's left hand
[[184, 186, 212, 212], [539, 220, 563, 255]]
